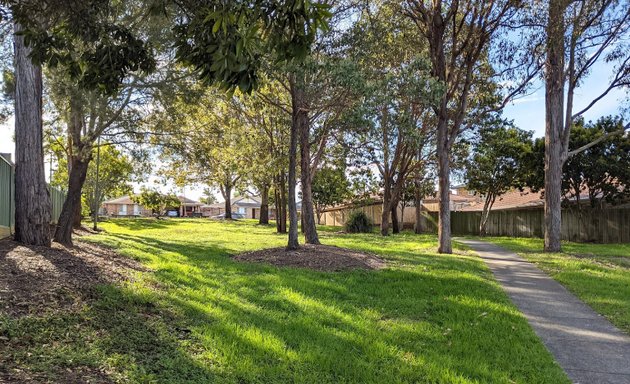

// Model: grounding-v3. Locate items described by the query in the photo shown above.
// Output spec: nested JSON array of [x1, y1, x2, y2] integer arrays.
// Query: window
[[468, 190, 475, 196], [238, 207, 246, 214], [119, 204, 127, 215]]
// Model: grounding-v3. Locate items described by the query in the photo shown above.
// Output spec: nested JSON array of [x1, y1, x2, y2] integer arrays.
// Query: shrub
[[345, 211, 373, 233]]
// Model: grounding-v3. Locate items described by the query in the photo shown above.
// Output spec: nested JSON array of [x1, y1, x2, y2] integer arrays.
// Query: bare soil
[[234, 244, 386, 271]]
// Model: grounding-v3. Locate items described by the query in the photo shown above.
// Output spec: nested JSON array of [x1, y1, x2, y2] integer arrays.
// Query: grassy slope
[[2, 220, 568, 383], [485, 237, 630, 334]]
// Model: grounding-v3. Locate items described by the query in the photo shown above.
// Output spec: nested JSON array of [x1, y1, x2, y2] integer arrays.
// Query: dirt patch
[[233, 244, 386, 271], [0, 237, 148, 318]]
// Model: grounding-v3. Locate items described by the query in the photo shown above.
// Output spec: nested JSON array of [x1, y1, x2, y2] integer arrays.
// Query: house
[[101, 195, 204, 217], [200, 195, 280, 219]]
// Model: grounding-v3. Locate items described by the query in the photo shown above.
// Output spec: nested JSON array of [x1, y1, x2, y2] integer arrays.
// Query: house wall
[[103, 203, 151, 217]]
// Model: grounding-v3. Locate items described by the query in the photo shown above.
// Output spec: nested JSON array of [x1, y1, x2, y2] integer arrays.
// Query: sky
[[0, 62, 627, 202]]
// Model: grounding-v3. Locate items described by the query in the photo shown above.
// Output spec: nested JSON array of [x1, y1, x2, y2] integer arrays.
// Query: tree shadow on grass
[[0, 240, 216, 383], [90, 232, 569, 383]]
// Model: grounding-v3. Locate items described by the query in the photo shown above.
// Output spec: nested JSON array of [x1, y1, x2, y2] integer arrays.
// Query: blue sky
[[503, 60, 628, 137]]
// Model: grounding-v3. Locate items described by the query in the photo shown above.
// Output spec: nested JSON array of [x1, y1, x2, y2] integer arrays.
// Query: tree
[[563, 117, 630, 207], [405, 0, 523, 253], [464, 122, 533, 235], [525, 116, 630, 209], [200, 189, 218, 205], [157, 89, 248, 220], [542, 0, 630, 251], [132, 188, 180, 218], [311, 166, 350, 224], [12, 21, 50, 245], [49, 141, 135, 218]]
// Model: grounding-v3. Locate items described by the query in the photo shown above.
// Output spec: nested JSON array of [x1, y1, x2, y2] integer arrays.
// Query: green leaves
[[13, 0, 155, 96], [174, 0, 331, 93]]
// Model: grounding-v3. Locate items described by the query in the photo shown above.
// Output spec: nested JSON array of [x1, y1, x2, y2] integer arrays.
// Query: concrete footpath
[[457, 239, 630, 384]]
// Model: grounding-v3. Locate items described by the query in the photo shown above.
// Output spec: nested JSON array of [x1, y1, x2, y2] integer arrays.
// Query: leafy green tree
[[311, 166, 350, 224], [563, 117, 630, 207], [347, 2, 437, 236], [541, 0, 630, 251], [464, 123, 533, 235], [50, 142, 135, 218], [525, 116, 630, 209], [132, 188, 180, 218], [405, 0, 523, 253]]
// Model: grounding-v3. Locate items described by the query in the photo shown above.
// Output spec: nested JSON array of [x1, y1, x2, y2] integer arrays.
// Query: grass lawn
[[1, 219, 569, 383], [484, 237, 630, 334]]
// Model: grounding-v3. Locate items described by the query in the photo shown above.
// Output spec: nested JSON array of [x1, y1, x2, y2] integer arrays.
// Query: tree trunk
[[437, 128, 452, 253], [280, 176, 287, 232], [53, 157, 90, 245], [13, 23, 51, 246], [400, 203, 405, 231], [259, 184, 269, 224], [287, 79, 300, 250], [479, 194, 496, 237], [223, 185, 232, 219], [380, 182, 391, 236], [544, 0, 566, 252], [414, 187, 423, 234], [73, 197, 82, 228], [294, 77, 320, 245], [391, 203, 400, 234]]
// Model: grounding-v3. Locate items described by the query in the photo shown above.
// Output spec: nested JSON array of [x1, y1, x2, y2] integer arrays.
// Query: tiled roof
[[460, 188, 544, 211]]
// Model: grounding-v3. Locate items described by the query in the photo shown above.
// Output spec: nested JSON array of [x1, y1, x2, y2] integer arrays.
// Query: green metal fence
[[0, 154, 66, 238], [0, 155, 14, 230]]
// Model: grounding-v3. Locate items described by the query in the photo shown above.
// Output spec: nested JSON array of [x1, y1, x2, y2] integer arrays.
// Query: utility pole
[[92, 135, 101, 231]]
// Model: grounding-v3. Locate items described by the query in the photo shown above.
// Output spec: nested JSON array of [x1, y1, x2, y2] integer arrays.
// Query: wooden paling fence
[[321, 201, 630, 243], [450, 208, 630, 243]]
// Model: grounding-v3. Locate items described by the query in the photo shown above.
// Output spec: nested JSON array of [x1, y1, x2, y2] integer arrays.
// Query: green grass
[[484, 237, 630, 334], [1, 219, 569, 383]]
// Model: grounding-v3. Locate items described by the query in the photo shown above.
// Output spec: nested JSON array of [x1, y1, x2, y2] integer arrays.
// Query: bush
[[345, 211, 373, 233]]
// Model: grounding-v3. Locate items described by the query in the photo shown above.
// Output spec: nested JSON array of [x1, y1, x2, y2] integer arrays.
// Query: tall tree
[[13, 22, 50, 245], [543, 0, 630, 251], [405, 0, 522, 253]]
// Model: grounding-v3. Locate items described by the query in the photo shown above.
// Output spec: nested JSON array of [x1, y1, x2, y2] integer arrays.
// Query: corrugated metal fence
[[0, 155, 66, 239]]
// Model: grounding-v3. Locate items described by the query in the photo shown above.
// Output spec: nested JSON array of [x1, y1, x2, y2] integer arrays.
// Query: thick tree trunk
[[53, 157, 90, 245], [437, 129, 452, 253], [223, 185, 232, 219], [259, 184, 269, 225], [294, 79, 320, 245], [380, 183, 391, 236], [391, 203, 400, 234], [73, 197, 82, 228], [13, 23, 51, 246], [544, 0, 566, 252]]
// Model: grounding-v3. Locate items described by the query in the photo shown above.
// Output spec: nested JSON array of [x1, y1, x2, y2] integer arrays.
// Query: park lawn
[[484, 237, 630, 334], [2, 219, 568, 383]]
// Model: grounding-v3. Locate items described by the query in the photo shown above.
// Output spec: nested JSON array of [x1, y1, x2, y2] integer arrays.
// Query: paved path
[[457, 239, 630, 384]]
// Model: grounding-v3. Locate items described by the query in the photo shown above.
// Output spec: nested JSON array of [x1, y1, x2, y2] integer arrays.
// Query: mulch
[[233, 244, 386, 271], [0, 234, 148, 318]]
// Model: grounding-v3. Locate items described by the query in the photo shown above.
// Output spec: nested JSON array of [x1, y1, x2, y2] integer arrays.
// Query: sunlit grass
[[1, 219, 569, 383], [484, 237, 630, 334]]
